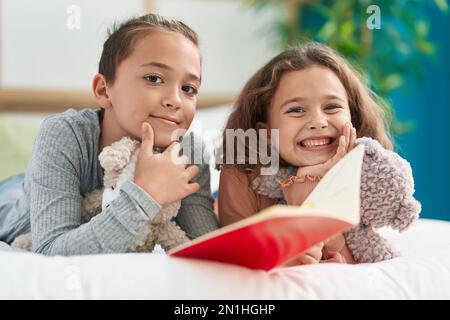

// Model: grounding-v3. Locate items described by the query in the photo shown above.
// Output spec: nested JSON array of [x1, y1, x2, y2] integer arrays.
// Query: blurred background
[[0, 0, 448, 220]]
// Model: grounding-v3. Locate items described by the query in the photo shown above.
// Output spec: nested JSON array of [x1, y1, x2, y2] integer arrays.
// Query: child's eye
[[324, 104, 343, 111], [144, 75, 163, 83], [182, 85, 198, 96], [286, 107, 305, 114]]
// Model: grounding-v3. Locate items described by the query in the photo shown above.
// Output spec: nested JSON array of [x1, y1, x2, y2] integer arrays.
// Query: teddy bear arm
[[344, 225, 399, 263], [357, 136, 420, 231], [156, 221, 190, 252]]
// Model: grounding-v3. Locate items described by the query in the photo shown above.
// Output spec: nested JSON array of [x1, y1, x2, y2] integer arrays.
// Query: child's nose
[[307, 111, 328, 129], [161, 88, 182, 110]]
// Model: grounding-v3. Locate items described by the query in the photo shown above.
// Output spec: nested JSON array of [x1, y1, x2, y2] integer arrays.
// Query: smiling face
[[267, 65, 352, 167], [100, 29, 201, 147]]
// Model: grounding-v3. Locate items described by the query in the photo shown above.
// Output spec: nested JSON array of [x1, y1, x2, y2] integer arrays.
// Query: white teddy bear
[[11, 137, 190, 253]]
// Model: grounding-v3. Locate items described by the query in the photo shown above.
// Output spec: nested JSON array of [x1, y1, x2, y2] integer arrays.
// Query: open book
[[169, 144, 365, 270]]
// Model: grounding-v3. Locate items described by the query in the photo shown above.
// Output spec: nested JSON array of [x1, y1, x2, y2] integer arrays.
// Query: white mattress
[[1, 219, 449, 299]]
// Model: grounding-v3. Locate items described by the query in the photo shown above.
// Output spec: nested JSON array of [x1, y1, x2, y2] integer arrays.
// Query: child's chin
[[153, 139, 173, 148], [153, 135, 183, 149], [293, 151, 335, 167]]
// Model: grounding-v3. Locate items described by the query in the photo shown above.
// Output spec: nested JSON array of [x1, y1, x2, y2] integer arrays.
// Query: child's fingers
[[164, 140, 181, 157], [325, 135, 345, 170], [184, 182, 200, 197], [349, 127, 357, 150], [321, 251, 347, 264], [320, 258, 339, 263], [336, 135, 347, 159], [281, 254, 316, 267], [185, 164, 200, 181], [344, 122, 351, 152], [179, 154, 190, 166], [141, 122, 154, 154], [294, 254, 320, 265]]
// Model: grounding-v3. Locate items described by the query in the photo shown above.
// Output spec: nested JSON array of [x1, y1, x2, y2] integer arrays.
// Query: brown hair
[[98, 13, 199, 84], [219, 42, 393, 172]]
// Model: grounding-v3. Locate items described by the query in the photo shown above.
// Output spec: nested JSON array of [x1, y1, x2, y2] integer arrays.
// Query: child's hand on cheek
[[134, 123, 200, 206], [297, 122, 356, 178]]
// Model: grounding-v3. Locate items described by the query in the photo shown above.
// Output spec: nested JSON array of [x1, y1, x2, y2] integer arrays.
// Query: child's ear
[[92, 73, 112, 109]]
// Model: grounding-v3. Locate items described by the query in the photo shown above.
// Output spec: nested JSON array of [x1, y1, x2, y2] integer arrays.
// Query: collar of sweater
[[250, 166, 297, 199]]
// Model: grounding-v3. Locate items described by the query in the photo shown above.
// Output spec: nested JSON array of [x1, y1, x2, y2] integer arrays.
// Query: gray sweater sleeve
[[176, 134, 220, 239], [28, 113, 218, 256], [176, 162, 220, 239]]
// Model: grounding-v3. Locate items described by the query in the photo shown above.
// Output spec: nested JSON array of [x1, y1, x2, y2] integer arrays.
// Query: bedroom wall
[[0, 0, 278, 97], [390, 4, 450, 221]]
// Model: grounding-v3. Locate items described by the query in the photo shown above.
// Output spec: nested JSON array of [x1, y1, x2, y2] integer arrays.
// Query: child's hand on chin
[[297, 122, 357, 178], [134, 123, 200, 206]]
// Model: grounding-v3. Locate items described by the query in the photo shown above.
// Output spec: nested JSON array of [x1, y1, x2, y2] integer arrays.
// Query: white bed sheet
[[0, 219, 449, 299]]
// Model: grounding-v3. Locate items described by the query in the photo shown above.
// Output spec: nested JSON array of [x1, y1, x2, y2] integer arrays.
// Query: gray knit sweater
[[19, 108, 219, 255]]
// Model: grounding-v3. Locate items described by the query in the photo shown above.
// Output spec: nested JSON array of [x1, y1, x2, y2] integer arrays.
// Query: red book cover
[[169, 145, 365, 271]]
